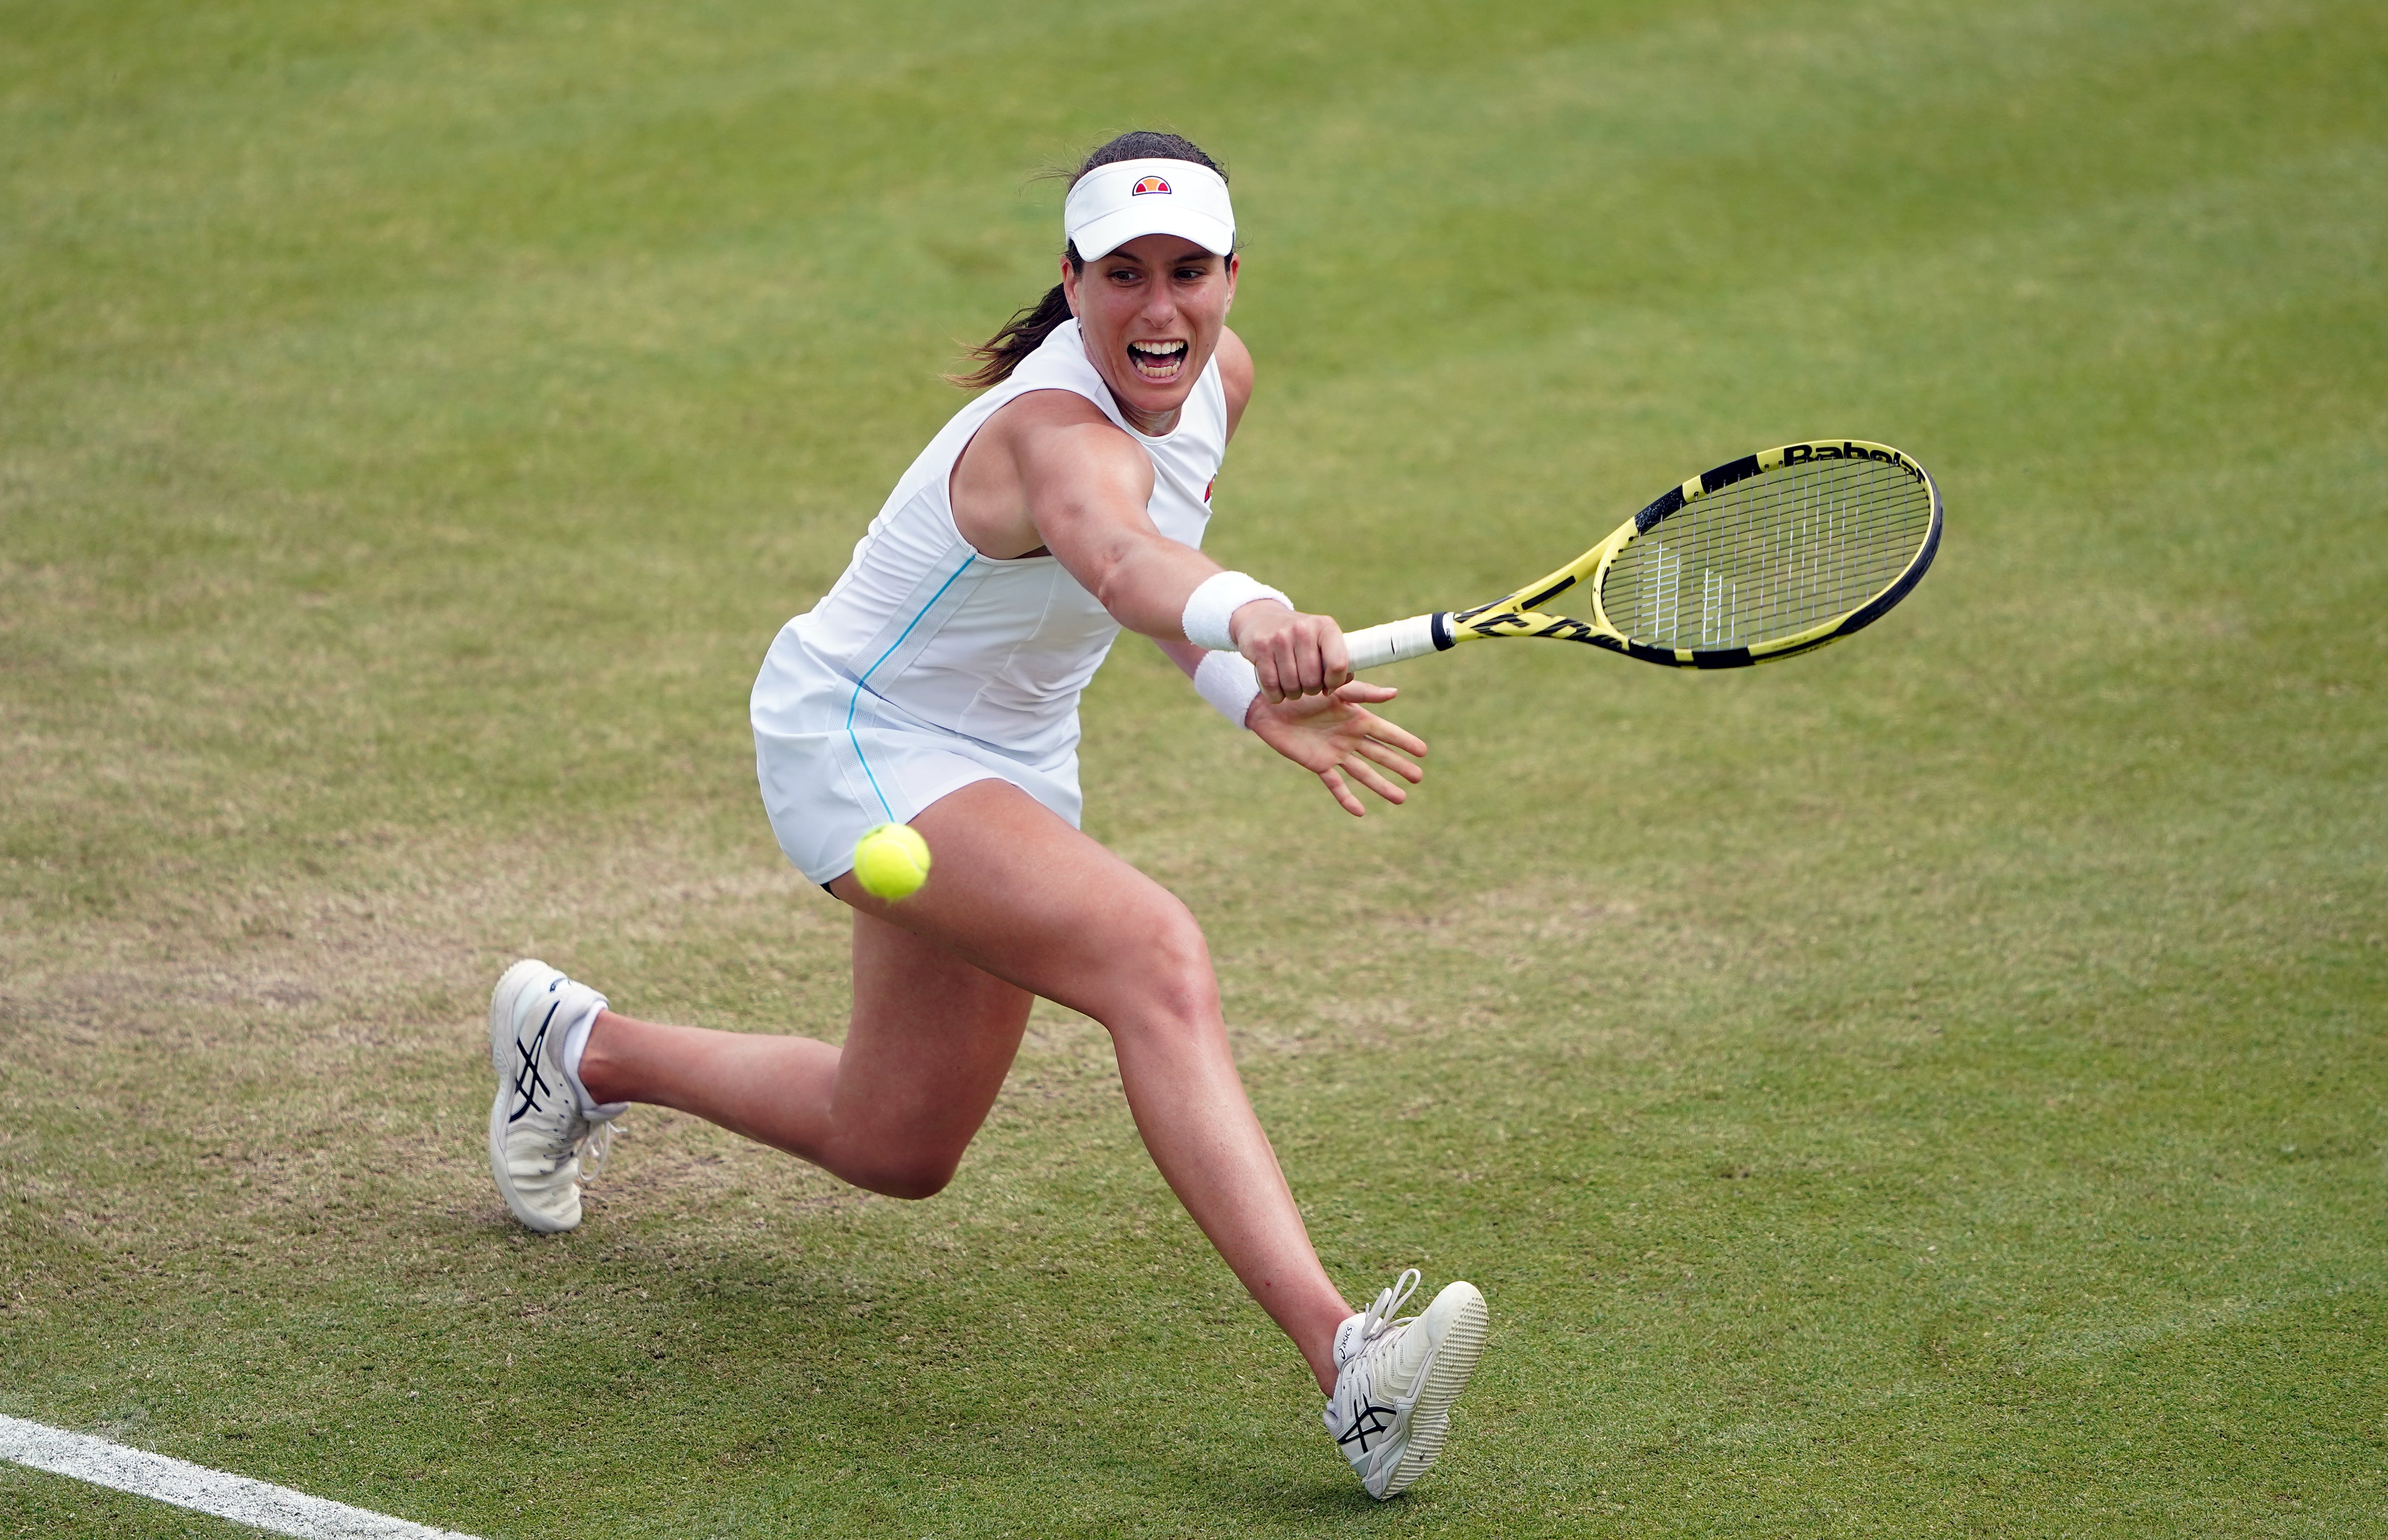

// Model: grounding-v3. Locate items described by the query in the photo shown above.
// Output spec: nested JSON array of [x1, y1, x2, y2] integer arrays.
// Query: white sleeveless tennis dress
[[751, 319, 1227, 884]]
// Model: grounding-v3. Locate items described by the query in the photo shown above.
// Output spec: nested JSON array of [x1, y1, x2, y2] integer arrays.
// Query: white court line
[[0, 1414, 482, 1540]]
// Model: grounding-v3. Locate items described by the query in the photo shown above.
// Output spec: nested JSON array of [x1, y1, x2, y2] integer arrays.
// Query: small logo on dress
[[1131, 175, 1172, 195], [1204, 477, 1215, 502]]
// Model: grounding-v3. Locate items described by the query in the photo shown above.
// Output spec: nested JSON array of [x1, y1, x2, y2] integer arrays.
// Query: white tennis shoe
[[1322, 1269, 1489, 1498], [487, 958, 620, 1233]]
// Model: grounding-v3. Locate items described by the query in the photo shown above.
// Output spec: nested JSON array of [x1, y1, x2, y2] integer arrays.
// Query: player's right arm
[[951, 388, 1347, 701]]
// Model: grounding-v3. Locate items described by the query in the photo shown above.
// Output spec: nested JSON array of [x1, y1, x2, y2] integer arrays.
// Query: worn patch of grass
[[4, 0, 2385, 1535]]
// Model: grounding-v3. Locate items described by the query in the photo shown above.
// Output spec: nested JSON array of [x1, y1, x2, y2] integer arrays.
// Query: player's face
[[1063, 233, 1237, 435]]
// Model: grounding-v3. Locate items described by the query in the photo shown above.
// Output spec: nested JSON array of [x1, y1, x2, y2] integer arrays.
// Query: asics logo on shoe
[[1336, 1402, 1397, 1454], [508, 1000, 562, 1124]]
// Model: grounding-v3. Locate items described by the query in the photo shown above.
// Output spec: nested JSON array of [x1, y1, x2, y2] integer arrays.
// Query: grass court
[[3, 0, 2384, 1533]]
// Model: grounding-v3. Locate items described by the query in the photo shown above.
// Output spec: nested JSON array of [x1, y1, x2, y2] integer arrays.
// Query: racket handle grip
[[1344, 613, 1451, 671]]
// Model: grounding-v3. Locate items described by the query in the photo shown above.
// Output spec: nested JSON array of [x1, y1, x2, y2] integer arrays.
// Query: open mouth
[[1127, 338, 1189, 381]]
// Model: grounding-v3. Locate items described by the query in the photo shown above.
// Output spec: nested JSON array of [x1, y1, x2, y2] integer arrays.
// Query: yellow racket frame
[[1343, 439, 1941, 671]]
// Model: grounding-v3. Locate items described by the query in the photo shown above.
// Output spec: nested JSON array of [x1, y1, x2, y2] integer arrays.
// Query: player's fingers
[[1350, 736, 1422, 782], [1355, 737, 1425, 783], [1343, 758, 1410, 805], [1336, 680, 1398, 704], [1271, 634, 1309, 701], [1318, 767, 1366, 818], [1253, 649, 1287, 704], [1320, 621, 1351, 691], [1265, 655, 1296, 700], [1294, 632, 1328, 698], [1357, 714, 1428, 757]]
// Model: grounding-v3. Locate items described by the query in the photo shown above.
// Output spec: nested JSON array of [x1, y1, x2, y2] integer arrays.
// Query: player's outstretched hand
[[1248, 680, 1426, 817]]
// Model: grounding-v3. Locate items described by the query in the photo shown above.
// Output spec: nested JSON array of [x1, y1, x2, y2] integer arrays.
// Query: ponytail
[[947, 255, 1080, 391], [950, 129, 1227, 391]]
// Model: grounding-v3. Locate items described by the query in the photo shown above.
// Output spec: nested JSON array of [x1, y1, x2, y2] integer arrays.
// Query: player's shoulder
[[982, 385, 1151, 478], [988, 384, 1136, 444]]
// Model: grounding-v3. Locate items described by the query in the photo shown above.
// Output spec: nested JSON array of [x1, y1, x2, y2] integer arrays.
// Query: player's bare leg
[[578, 921, 1032, 1200], [841, 782, 1354, 1391], [575, 778, 1354, 1391]]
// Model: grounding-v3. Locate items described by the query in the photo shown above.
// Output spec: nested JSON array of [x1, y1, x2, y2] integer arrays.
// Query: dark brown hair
[[950, 131, 1228, 390]]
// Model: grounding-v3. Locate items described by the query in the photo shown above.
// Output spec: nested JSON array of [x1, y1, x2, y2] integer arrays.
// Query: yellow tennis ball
[[852, 822, 931, 901]]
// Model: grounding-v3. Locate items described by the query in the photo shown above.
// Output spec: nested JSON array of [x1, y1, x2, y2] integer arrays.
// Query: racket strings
[[1596, 460, 1931, 649]]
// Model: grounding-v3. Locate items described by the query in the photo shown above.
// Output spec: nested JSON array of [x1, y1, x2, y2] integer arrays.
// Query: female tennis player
[[483, 132, 1485, 1498]]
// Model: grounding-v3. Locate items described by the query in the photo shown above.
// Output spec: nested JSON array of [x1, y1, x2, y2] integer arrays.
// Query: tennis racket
[[1344, 439, 1941, 671]]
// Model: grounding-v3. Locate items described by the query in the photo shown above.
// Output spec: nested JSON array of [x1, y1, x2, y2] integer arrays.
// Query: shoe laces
[[1353, 1269, 1422, 1354], [1336, 1268, 1424, 1401], [578, 1117, 620, 1183]]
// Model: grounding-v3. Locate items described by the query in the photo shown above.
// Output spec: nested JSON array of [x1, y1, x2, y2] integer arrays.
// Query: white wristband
[[1193, 650, 1262, 729], [1182, 571, 1291, 652]]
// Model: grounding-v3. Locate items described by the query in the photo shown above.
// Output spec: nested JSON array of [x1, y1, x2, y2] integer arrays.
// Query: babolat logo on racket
[[1782, 441, 1926, 482], [1131, 175, 1172, 195]]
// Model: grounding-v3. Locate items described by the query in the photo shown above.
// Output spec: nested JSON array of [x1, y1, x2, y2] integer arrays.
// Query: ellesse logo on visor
[[1131, 175, 1172, 195]]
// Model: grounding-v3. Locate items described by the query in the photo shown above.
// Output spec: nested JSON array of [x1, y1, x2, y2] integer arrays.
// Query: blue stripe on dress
[[844, 553, 977, 823]]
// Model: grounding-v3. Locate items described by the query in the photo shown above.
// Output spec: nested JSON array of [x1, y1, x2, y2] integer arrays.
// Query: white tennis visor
[[1063, 158, 1235, 262]]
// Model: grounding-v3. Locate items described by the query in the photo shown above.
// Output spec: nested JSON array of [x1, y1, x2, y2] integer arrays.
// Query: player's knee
[[852, 1151, 960, 1201], [880, 1164, 958, 1201], [830, 1136, 965, 1201], [1113, 900, 1219, 1034]]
